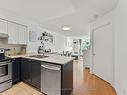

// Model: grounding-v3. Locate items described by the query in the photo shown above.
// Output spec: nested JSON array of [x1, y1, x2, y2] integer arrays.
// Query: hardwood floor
[[0, 60, 117, 95], [71, 60, 117, 95], [0, 82, 42, 95]]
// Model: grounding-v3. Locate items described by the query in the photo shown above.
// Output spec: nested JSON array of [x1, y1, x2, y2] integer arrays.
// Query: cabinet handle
[[28, 60, 32, 62], [0, 61, 11, 66], [41, 65, 61, 71]]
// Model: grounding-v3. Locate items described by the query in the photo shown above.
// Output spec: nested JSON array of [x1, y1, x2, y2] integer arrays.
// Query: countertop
[[8, 54, 75, 65]]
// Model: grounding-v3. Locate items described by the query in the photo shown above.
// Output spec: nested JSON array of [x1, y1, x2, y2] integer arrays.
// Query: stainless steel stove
[[0, 48, 12, 92]]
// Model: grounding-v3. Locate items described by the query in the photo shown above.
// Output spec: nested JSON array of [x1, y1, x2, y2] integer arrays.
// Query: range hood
[[0, 33, 9, 38]]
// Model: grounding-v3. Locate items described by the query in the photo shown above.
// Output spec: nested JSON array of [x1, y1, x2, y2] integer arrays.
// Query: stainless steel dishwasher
[[41, 63, 61, 95]]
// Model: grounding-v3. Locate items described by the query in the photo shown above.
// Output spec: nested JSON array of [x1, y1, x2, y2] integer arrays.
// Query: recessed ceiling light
[[62, 26, 71, 31]]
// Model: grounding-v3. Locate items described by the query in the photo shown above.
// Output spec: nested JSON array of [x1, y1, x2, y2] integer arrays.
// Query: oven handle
[[0, 61, 12, 66]]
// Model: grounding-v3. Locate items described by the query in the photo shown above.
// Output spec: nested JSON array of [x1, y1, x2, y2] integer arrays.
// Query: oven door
[[0, 61, 12, 83]]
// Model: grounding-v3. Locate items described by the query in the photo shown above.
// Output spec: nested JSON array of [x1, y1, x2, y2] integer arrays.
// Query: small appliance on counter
[[20, 47, 26, 55], [12, 48, 17, 56], [0, 48, 12, 92], [0, 48, 5, 59], [38, 46, 45, 55], [4, 49, 11, 56]]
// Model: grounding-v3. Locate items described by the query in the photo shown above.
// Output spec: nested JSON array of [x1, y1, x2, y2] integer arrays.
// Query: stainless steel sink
[[29, 55, 49, 58]]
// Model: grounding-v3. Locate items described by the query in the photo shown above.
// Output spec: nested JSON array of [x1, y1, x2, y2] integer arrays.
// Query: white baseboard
[[113, 83, 126, 95], [114, 85, 121, 95]]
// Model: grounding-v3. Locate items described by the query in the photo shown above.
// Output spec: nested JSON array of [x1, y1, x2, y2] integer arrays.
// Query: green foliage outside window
[[81, 38, 90, 50]]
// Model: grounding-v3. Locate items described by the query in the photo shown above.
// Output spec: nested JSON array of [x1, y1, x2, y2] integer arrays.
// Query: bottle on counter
[[12, 48, 17, 55], [4, 49, 11, 56]]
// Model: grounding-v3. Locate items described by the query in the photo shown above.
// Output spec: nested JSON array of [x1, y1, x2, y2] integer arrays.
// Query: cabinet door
[[24, 26, 28, 44], [21, 59, 31, 84], [8, 22, 18, 44], [12, 58, 21, 84], [0, 19, 8, 34], [18, 25, 25, 44], [31, 61, 41, 89], [8, 21, 28, 44], [17, 25, 27, 44]]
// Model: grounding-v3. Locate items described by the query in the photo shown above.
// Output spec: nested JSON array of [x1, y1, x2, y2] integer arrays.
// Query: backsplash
[[0, 38, 26, 55]]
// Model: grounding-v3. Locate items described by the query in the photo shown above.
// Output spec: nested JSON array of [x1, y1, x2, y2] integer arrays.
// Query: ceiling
[[0, 0, 118, 36]]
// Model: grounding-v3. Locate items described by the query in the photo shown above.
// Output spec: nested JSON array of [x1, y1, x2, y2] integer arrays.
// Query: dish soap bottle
[[13, 48, 17, 55]]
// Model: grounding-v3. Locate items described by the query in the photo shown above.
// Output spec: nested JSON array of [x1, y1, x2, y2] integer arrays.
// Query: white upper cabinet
[[18, 25, 28, 44], [0, 19, 8, 34], [8, 22, 18, 44], [8, 22, 28, 44]]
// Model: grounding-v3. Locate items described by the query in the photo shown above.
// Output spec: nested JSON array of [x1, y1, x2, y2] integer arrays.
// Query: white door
[[93, 23, 113, 84]]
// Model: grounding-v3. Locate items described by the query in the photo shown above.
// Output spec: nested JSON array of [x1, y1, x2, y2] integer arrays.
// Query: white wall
[[0, 8, 66, 53], [90, 3, 127, 94], [90, 11, 114, 84], [35, 27, 66, 53], [114, 0, 127, 95], [27, 25, 66, 53]]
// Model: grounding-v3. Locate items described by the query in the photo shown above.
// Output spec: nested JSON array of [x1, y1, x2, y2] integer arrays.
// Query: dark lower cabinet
[[12, 58, 21, 84], [21, 58, 41, 90], [21, 58, 32, 84], [62, 60, 73, 95], [31, 60, 41, 89], [12, 57, 73, 95]]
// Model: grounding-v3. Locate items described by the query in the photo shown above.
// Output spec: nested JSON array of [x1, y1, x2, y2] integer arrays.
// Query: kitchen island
[[10, 54, 75, 95]]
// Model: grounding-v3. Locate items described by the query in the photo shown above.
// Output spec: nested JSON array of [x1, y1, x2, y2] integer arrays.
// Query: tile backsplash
[[0, 38, 26, 55]]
